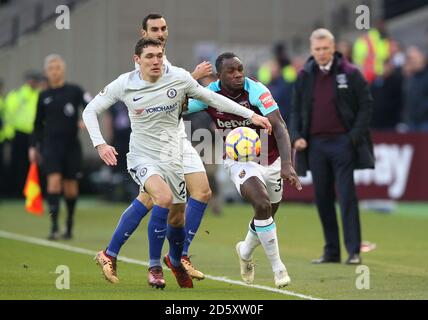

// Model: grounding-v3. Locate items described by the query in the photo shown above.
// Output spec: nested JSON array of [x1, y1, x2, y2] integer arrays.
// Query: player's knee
[[64, 189, 78, 199], [63, 184, 78, 199], [168, 213, 184, 227], [254, 199, 272, 217], [47, 183, 62, 194], [168, 217, 184, 228], [137, 193, 154, 209], [191, 187, 212, 203], [154, 193, 173, 208]]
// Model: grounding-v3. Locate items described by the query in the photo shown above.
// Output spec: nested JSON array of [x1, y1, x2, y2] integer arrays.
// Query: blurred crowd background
[[1, 0, 427, 210]]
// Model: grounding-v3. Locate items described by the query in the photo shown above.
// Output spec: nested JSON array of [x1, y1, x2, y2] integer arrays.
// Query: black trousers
[[308, 134, 361, 257], [10, 131, 30, 196]]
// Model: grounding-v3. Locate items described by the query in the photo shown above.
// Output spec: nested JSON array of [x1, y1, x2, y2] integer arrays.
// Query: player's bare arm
[[96, 143, 118, 166], [191, 85, 272, 132], [268, 110, 302, 190], [252, 113, 272, 133], [191, 61, 213, 80]]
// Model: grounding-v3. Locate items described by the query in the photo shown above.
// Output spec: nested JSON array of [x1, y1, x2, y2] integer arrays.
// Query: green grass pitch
[[0, 199, 427, 300]]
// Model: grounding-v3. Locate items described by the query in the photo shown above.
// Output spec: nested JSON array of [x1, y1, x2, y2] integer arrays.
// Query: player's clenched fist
[[192, 61, 213, 80], [96, 143, 118, 166]]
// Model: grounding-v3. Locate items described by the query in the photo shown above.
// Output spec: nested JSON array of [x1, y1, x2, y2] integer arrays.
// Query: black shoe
[[61, 232, 73, 240], [48, 232, 60, 241], [345, 254, 362, 265], [311, 255, 341, 264]]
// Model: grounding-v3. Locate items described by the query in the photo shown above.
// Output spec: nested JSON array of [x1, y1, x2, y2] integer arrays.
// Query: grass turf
[[0, 199, 427, 300]]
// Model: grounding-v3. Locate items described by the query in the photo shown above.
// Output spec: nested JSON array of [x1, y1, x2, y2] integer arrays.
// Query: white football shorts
[[128, 160, 186, 204], [224, 157, 283, 203], [182, 138, 206, 175]]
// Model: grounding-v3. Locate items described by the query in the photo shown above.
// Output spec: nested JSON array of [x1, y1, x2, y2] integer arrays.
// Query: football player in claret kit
[[187, 52, 302, 288], [83, 38, 272, 289]]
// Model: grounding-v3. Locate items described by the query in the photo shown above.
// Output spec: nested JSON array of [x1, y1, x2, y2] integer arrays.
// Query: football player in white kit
[[83, 38, 272, 289], [137, 14, 214, 281], [93, 14, 213, 287]]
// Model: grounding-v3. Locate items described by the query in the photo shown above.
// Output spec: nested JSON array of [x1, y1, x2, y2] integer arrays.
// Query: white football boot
[[274, 269, 291, 288], [236, 241, 255, 284]]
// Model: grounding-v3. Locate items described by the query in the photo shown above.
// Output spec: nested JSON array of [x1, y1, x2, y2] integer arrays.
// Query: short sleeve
[[247, 79, 279, 116]]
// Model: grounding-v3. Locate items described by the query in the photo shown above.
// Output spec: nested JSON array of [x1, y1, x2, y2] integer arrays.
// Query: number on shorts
[[274, 178, 282, 192], [179, 181, 186, 198]]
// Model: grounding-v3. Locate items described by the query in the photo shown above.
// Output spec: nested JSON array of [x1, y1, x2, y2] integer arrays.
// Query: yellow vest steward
[[4, 84, 40, 135], [257, 63, 297, 85], [0, 95, 5, 142], [352, 28, 390, 82]]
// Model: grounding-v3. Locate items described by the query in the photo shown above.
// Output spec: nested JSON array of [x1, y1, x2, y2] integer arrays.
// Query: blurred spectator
[[402, 46, 428, 132], [263, 60, 291, 124], [258, 43, 299, 126], [258, 43, 297, 84], [38, 75, 50, 91], [4, 71, 41, 196], [371, 59, 404, 130], [337, 40, 353, 63], [273, 42, 291, 68], [353, 21, 391, 84], [389, 40, 406, 68], [0, 79, 5, 196]]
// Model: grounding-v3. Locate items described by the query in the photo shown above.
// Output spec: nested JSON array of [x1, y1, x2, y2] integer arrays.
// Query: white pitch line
[[0, 230, 322, 300]]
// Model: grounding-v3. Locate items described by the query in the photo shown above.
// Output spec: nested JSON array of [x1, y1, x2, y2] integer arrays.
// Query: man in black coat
[[290, 29, 375, 265]]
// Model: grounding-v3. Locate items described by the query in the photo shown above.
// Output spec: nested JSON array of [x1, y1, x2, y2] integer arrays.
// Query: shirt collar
[[319, 59, 333, 73]]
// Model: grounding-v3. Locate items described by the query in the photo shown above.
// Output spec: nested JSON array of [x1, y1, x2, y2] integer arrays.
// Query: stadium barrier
[[285, 132, 428, 201]]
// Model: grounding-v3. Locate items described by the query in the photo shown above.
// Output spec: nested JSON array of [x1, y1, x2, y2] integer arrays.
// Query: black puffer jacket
[[290, 52, 375, 176]]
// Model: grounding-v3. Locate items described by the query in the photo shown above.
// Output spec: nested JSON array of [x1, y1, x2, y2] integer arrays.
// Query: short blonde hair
[[44, 54, 66, 70], [310, 28, 335, 42]]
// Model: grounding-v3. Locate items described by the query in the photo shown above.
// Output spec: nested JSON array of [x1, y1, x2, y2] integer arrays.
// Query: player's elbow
[[82, 106, 91, 125]]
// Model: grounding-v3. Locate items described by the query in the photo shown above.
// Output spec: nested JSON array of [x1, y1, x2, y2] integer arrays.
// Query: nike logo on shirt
[[133, 96, 144, 102]]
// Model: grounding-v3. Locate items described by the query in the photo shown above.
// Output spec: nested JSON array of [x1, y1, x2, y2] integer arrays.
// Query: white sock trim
[[253, 217, 274, 227]]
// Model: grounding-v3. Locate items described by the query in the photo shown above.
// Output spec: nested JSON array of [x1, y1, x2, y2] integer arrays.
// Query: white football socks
[[254, 217, 286, 273], [239, 221, 261, 260]]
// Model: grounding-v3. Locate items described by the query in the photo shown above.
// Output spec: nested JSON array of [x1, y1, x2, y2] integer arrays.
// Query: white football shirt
[[83, 65, 254, 168]]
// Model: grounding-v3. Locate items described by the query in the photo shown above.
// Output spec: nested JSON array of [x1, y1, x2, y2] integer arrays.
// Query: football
[[225, 127, 261, 162]]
